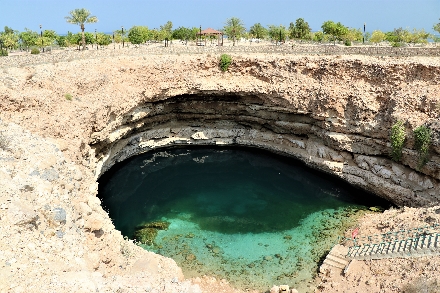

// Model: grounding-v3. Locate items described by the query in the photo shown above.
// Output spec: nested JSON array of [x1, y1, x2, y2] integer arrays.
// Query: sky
[[0, 0, 439, 35]]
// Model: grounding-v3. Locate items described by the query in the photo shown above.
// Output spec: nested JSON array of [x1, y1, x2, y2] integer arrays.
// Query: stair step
[[323, 258, 346, 269], [326, 254, 349, 266]]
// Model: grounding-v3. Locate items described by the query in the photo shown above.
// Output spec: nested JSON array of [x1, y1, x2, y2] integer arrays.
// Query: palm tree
[[65, 8, 98, 50], [224, 17, 245, 46]]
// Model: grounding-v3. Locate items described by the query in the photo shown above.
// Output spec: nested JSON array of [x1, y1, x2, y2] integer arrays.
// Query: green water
[[98, 147, 390, 292]]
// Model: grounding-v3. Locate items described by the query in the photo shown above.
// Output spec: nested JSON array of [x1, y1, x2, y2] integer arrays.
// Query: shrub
[[344, 39, 352, 46], [64, 93, 72, 101], [31, 48, 40, 54], [219, 54, 232, 72], [391, 42, 403, 47], [413, 125, 431, 169], [0, 49, 7, 56], [390, 120, 406, 162]]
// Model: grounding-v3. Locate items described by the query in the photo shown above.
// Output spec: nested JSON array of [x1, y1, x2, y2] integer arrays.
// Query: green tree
[[268, 25, 288, 42], [249, 23, 268, 40], [385, 27, 407, 43], [113, 29, 125, 44], [289, 18, 312, 40], [370, 30, 386, 45], [3, 26, 14, 35], [404, 29, 430, 44], [223, 17, 246, 46], [65, 8, 98, 50], [42, 30, 58, 44], [191, 27, 200, 40], [364, 31, 371, 42], [160, 21, 173, 40], [37, 36, 53, 48], [150, 29, 167, 42], [172, 26, 190, 40], [172, 26, 198, 44], [96, 33, 111, 46], [19, 28, 39, 50], [56, 35, 68, 47], [65, 31, 77, 47], [345, 28, 363, 43], [68, 32, 94, 47], [321, 20, 348, 45], [434, 19, 440, 35], [140, 26, 151, 41], [312, 31, 325, 42], [128, 26, 147, 45], [0, 31, 19, 50]]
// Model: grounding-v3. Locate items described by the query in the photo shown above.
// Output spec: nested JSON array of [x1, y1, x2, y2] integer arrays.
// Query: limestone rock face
[[0, 52, 439, 292]]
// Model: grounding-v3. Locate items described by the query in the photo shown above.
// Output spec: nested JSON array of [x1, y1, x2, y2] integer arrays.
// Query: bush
[[31, 48, 40, 54], [64, 93, 72, 101], [413, 125, 431, 169], [390, 120, 406, 162], [219, 54, 232, 72], [391, 42, 404, 47], [344, 39, 352, 46], [0, 49, 7, 56]]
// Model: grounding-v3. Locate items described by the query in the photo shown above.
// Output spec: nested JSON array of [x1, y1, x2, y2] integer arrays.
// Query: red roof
[[199, 28, 223, 35]]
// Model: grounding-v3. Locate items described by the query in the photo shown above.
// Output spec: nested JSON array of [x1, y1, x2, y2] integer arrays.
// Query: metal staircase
[[320, 224, 440, 274], [346, 232, 440, 260]]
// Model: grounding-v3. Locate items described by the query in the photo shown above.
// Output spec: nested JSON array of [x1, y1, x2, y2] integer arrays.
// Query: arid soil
[[0, 50, 440, 292]]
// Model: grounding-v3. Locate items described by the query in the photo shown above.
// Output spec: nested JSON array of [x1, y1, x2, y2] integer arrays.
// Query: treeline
[[0, 26, 114, 51], [1, 17, 439, 52]]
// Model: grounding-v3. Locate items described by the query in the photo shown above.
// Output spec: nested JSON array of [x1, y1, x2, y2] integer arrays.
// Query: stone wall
[[1, 44, 439, 68]]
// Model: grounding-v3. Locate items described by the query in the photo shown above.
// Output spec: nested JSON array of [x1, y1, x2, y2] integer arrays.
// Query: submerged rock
[[212, 246, 221, 254], [133, 220, 170, 245]]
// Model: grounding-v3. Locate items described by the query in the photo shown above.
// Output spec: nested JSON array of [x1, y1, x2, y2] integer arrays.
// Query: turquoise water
[[98, 147, 390, 292]]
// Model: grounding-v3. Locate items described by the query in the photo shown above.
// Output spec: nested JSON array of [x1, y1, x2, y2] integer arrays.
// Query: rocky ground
[[317, 206, 440, 293], [0, 50, 440, 292]]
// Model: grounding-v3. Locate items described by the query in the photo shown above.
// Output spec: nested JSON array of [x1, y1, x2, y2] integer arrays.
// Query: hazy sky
[[1, 0, 439, 34]]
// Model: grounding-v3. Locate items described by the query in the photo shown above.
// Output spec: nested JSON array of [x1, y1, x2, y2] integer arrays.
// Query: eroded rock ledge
[[91, 93, 439, 208], [1, 53, 440, 292]]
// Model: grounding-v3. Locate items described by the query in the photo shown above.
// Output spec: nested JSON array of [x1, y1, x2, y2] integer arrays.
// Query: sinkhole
[[98, 146, 391, 291]]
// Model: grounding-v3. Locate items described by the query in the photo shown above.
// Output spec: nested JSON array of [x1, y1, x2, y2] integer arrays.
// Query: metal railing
[[338, 224, 440, 260]]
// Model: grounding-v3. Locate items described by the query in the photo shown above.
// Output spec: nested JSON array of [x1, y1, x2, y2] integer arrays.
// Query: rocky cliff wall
[[0, 52, 439, 292]]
